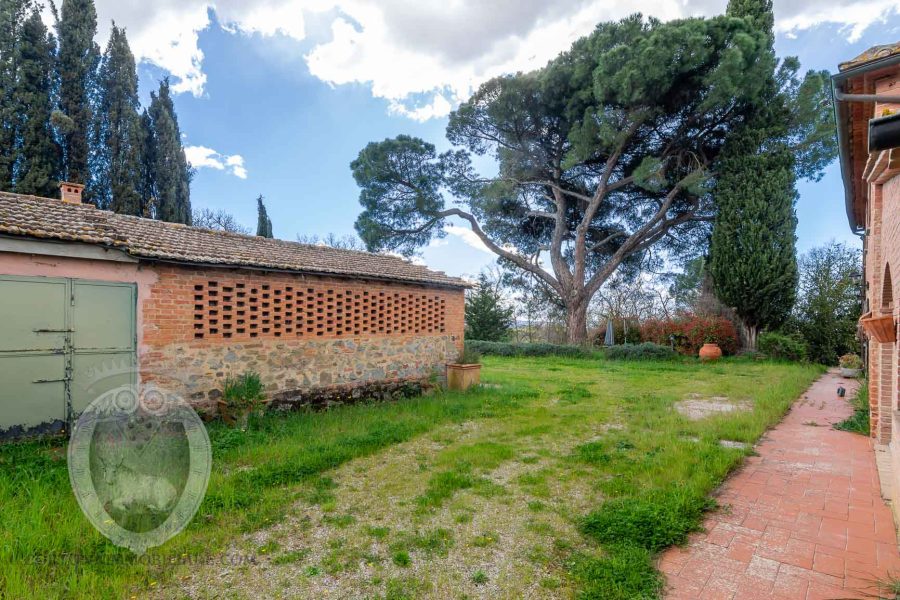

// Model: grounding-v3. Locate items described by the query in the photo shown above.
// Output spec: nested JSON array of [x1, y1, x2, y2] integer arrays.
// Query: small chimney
[[60, 182, 84, 204]]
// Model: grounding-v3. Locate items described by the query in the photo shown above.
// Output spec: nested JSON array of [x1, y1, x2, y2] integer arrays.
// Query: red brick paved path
[[661, 371, 900, 599]]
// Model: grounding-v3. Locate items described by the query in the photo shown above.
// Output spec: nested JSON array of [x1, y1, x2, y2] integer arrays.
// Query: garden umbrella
[[604, 320, 615, 346]]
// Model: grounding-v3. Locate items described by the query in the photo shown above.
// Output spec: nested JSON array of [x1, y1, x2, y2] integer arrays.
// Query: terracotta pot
[[447, 363, 481, 391], [698, 343, 722, 362], [860, 312, 897, 343]]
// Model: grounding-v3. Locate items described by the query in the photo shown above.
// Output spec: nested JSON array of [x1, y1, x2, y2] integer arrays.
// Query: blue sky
[[95, 1, 900, 280]]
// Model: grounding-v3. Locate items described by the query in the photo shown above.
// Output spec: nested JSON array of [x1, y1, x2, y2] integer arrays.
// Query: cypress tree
[[57, 0, 99, 193], [13, 10, 59, 197], [256, 195, 273, 237], [148, 79, 191, 224], [95, 24, 141, 214], [0, 0, 32, 191], [708, 0, 798, 350], [137, 108, 154, 216]]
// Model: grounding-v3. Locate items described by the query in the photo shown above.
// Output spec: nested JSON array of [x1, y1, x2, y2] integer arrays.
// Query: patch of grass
[[2, 354, 822, 599], [570, 545, 662, 600], [272, 549, 307, 565], [836, 381, 870, 435], [0, 379, 533, 599], [470, 531, 499, 547], [365, 525, 390, 540], [472, 570, 488, 585], [391, 550, 411, 567], [581, 490, 714, 552], [322, 514, 356, 528]]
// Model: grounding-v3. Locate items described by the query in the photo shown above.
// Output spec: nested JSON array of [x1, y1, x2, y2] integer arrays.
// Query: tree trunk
[[742, 321, 759, 352], [565, 300, 589, 346]]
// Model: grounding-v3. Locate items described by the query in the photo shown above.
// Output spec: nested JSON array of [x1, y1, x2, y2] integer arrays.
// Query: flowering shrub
[[640, 315, 739, 356]]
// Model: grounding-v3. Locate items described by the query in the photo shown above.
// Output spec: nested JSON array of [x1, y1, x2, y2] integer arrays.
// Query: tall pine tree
[[57, 0, 99, 193], [95, 24, 141, 213], [256, 195, 273, 237], [0, 0, 32, 191], [147, 79, 191, 224], [13, 10, 59, 197], [708, 0, 798, 351]]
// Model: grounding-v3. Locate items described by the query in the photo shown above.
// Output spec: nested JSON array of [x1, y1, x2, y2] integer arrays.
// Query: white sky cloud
[[184, 145, 248, 178], [87, 0, 900, 116], [443, 225, 493, 254]]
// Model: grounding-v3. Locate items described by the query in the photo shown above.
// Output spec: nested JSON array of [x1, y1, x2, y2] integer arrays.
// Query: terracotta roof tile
[[0, 192, 469, 288]]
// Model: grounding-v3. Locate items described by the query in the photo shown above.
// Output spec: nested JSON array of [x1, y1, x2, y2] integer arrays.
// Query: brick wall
[[139, 265, 465, 413], [865, 147, 900, 444]]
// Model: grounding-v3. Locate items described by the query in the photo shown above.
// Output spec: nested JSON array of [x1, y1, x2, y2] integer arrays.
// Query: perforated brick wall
[[139, 265, 465, 410], [189, 279, 447, 341]]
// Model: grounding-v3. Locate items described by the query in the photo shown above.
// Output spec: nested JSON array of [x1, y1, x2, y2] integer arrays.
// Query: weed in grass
[[365, 526, 390, 539], [520, 455, 540, 464], [527, 500, 546, 512], [540, 576, 561, 589], [391, 550, 411, 567], [390, 528, 455, 557], [472, 570, 488, 585], [272, 550, 307, 565], [323, 514, 356, 528], [303, 566, 321, 577], [471, 531, 499, 548], [257, 540, 280, 555], [836, 381, 870, 436]]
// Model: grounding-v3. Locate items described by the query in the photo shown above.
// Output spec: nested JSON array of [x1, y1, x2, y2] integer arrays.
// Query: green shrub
[[581, 491, 713, 552], [758, 332, 807, 361], [222, 371, 266, 409], [603, 342, 677, 361], [456, 347, 482, 365], [465, 340, 594, 358]]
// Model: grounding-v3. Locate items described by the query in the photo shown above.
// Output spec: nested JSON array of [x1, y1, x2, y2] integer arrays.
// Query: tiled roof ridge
[[0, 191, 466, 287]]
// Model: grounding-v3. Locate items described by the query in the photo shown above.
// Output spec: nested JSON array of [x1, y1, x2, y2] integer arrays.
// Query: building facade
[[834, 42, 900, 508], [0, 189, 466, 438]]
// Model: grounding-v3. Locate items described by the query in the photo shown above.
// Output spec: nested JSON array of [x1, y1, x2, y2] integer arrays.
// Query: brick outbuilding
[[834, 42, 900, 508], [0, 189, 467, 437]]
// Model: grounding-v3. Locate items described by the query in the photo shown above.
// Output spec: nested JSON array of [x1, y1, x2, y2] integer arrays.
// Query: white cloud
[[774, 0, 900, 42], [443, 225, 492, 254], [87, 0, 900, 114], [184, 145, 248, 178]]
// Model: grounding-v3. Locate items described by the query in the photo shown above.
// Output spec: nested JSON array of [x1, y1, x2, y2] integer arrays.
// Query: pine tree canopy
[[13, 10, 59, 198], [352, 14, 791, 344], [256, 195, 273, 238]]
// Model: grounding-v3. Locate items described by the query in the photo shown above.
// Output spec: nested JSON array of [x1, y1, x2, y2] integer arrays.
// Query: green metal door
[[0, 276, 136, 439]]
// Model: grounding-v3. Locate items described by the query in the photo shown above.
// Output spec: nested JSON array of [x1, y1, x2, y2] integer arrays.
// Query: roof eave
[[134, 255, 473, 290], [832, 53, 900, 234]]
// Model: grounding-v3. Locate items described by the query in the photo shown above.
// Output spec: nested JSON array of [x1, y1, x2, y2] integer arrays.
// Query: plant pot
[[860, 312, 897, 343], [840, 367, 861, 378], [698, 343, 722, 362], [217, 400, 252, 429], [447, 363, 481, 391]]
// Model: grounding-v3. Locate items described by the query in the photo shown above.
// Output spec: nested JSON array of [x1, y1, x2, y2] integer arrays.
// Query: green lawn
[[0, 355, 822, 599]]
